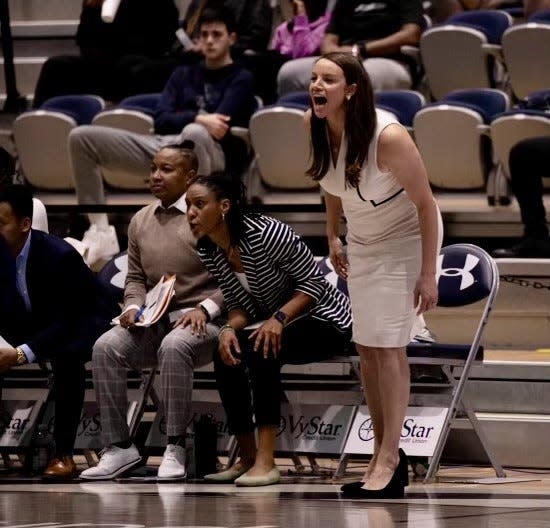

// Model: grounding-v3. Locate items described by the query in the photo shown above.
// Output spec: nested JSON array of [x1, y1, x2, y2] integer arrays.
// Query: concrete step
[[1, 38, 78, 57], [4, 21, 78, 38], [7, 0, 81, 21]]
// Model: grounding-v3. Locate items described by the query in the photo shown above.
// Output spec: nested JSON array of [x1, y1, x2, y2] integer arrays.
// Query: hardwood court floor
[[2, 465, 550, 527]]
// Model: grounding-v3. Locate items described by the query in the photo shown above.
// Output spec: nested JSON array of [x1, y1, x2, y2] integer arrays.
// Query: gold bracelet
[[218, 323, 235, 338], [15, 346, 27, 365]]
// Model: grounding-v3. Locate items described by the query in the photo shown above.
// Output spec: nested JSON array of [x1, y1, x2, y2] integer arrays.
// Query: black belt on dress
[[356, 187, 405, 206]]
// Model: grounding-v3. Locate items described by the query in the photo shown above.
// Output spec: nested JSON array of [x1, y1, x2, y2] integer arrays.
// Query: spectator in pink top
[[271, 0, 330, 59]]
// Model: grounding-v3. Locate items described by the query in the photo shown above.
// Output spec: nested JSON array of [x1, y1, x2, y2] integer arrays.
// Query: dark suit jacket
[[0, 230, 117, 361], [0, 236, 17, 328]]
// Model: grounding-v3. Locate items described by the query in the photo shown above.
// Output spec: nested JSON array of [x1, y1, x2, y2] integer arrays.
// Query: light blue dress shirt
[[15, 233, 36, 363]]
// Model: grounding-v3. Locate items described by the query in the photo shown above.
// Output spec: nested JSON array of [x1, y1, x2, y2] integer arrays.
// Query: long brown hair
[[307, 52, 376, 188]]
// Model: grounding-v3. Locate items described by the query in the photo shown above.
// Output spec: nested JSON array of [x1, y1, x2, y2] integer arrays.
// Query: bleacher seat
[[375, 90, 426, 131], [502, 11, 550, 99], [413, 88, 510, 202], [528, 8, 550, 23], [92, 92, 161, 135], [420, 10, 512, 100], [13, 95, 105, 190], [246, 103, 320, 204], [276, 91, 310, 109], [268, 90, 427, 130], [490, 105, 550, 190]]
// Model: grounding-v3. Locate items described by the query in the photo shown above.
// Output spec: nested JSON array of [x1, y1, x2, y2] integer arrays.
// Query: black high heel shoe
[[398, 448, 409, 486], [341, 464, 405, 500], [340, 449, 409, 494], [340, 480, 364, 493]]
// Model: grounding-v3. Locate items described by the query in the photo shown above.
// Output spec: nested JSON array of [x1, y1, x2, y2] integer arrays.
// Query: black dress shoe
[[341, 465, 404, 500], [492, 238, 550, 258]]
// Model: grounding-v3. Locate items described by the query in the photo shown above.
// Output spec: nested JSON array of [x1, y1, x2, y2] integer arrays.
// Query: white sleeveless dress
[[319, 110, 443, 347]]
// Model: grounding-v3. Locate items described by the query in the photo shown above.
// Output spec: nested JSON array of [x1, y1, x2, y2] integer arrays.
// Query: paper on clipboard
[[113, 275, 176, 327]]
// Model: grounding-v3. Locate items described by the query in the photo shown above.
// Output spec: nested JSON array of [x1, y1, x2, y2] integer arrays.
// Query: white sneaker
[[157, 444, 187, 480], [81, 224, 120, 268], [80, 444, 141, 480]]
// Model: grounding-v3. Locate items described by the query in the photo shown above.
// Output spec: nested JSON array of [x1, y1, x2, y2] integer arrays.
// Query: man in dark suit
[[0, 185, 117, 479]]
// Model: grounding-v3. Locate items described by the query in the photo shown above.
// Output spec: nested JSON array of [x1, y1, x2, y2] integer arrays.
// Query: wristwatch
[[196, 304, 211, 321], [273, 310, 288, 326], [15, 346, 27, 365]]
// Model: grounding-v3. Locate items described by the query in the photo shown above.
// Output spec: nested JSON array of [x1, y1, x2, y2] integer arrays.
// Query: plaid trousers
[[92, 318, 219, 445]]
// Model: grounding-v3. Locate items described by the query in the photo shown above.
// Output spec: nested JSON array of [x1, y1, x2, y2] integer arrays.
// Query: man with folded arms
[[80, 143, 223, 480], [0, 185, 116, 479]]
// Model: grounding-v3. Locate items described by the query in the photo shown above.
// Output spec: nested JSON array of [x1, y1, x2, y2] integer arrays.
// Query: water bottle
[[194, 414, 218, 478], [30, 424, 54, 474]]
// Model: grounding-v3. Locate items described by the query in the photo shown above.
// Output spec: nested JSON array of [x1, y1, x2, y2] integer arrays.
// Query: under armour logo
[[437, 253, 479, 290]]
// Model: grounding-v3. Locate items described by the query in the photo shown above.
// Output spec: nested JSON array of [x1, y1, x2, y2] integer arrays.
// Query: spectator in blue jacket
[[68, 5, 256, 264]]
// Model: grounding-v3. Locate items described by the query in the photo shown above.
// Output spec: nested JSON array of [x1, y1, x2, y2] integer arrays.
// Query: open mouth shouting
[[312, 95, 327, 106], [311, 94, 329, 116]]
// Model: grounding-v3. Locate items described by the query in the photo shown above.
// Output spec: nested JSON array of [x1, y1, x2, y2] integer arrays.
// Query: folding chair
[[421, 243, 504, 481], [335, 244, 505, 483], [420, 10, 512, 100], [13, 94, 105, 189]]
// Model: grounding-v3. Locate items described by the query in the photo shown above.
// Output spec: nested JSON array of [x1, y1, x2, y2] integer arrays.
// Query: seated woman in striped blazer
[[185, 172, 352, 487]]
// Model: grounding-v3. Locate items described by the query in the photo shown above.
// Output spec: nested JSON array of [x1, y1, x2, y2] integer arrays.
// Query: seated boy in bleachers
[[68, 5, 256, 266]]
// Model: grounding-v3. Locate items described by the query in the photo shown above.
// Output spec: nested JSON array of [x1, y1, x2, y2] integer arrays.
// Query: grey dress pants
[[92, 318, 219, 445]]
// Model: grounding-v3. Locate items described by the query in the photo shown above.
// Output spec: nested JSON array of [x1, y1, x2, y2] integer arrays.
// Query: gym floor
[[2, 464, 550, 527]]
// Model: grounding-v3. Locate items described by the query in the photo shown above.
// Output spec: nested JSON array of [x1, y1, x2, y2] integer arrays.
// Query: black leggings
[[214, 316, 351, 435]]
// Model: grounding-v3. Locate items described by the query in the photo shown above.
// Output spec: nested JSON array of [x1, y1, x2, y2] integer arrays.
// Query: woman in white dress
[[305, 52, 442, 499]]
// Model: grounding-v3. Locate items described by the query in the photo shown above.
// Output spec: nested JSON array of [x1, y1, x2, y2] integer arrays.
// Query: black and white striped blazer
[[197, 214, 352, 332]]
